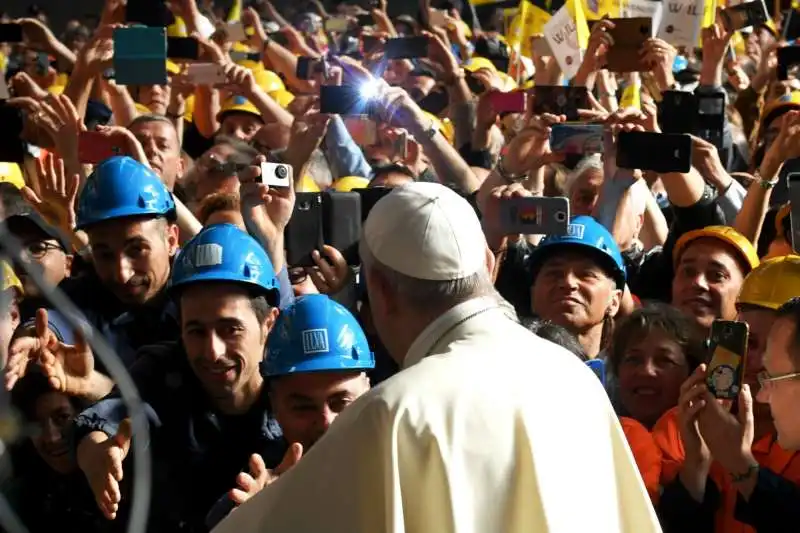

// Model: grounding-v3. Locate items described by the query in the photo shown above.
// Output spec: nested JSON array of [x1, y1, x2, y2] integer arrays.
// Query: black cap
[[4, 211, 70, 251]]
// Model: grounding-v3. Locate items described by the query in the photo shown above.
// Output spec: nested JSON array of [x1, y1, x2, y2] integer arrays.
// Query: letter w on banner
[[544, 0, 590, 79]]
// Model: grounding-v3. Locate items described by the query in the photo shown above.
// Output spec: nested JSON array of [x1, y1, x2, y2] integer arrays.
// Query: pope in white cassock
[[212, 183, 662, 533]]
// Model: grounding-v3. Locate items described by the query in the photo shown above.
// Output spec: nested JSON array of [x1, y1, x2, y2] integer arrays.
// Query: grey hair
[[564, 153, 603, 193], [359, 239, 496, 311]]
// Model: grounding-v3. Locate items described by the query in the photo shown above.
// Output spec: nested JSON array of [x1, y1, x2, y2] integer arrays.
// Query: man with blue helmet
[[211, 294, 373, 517], [72, 223, 288, 531], [528, 215, 627, 359]]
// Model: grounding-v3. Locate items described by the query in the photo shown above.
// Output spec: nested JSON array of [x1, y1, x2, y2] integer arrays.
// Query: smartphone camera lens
[[555, 211, 567, 223], [276, 165, 288, 180]]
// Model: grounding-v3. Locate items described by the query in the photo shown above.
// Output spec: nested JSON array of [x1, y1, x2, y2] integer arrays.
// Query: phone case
[[659, 91, 698, 134], [323, 192, 362, 265], [226, 22, 246, 42], [533, 86, 589, 121], [113, 27, 168, 86], [707, 320, 749, 399], [490, 91, 527, 114], [616, 132, 692, 173], [721, 0, 768, 31], [499, 197, 570, 236], [181, 63, 226, 86], [549, 124, 605, 154], [78, 133, 124, 165], [284, 193, 324, 267], [601, 18, 652, 72]]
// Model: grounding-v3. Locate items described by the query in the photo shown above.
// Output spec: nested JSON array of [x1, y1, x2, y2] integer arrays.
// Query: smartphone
[[35, 52, 50, 77], [0, 105, 25, 163], [322, 191, 362, 265], [596, 18, 652, 72], [260, 162, 292, 188], [707, 320, 749, 399], [320, 85, 372, 115], [659, 90, 698, 134], [696, 93, 726, 150], [533, 86, 589, 121], [788, 173, 800, 251], [125, 0, 175, 27], [343, 117, 378, 145], [384, 37, 429, 59], [78, 132, 125, 164], [489, 91, 527, 114], [616, 131, 692, 173], [720, 0, 768, 32], [296, 56, 327, 80], [356, 187, 392, 222], [325, 17, 351, 33], [268, 31, 290, 47], [417, 88, 449, 115], [778, 46, 800, 81], [226, 22, 247, 42], [167, 37, 200, 60], [178, 63, 226, 85], [362, 34, 382, 53], [549, 124, 605, 154], [356, 14, 375, 27], [285, 193, 324, 267], [0, 23, 23, 43], [113, 27, 168, 86], [429, 9, 449, 27], [499, 196, 570, 236]]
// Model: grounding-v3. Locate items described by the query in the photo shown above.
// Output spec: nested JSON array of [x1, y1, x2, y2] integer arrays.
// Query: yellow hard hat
[[216, 96, 263, 122], [252, 69, 285, 94], [1, 261, 22, 297], [269, 89, 295, 109], [496, 72, 518, 91], [231, 42, 254, 53], [674, 226, 760, 273], [296, 174, 321, 193], [738, 255, 800, 310], [332, 176, 369, 192], [47, 84, 66, 95], [167, 16, 188, 37], [0, 163, 24, 189], [462, 56, 497, 74]]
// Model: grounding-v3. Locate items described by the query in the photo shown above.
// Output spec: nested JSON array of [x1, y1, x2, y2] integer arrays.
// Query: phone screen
[[167, 37, 199, 60], [320, 85, 372, 116], [0, 24, 23, 43], [384, 37, 429, 59], [707, 320, 749, 399]]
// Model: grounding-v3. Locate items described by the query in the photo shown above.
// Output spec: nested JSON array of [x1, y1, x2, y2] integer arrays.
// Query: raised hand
[[229, 443, 303, 505]]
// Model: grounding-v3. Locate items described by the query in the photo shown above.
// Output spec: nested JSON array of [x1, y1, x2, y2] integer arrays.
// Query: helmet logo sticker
[[302, 329, 329, 354], [567, 223, 585, 239], [139, 184, 163, 210], [192, 243, 223, 268], [337, 325, 355, 356]]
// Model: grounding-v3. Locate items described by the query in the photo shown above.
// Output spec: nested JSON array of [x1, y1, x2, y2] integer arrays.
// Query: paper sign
[[544, 1, 587, 79], [657, 0, 705, 48], [622, 0, 663, 36]]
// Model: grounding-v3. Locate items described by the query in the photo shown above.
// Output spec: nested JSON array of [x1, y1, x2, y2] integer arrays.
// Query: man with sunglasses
[[3, 210, 72, 305]]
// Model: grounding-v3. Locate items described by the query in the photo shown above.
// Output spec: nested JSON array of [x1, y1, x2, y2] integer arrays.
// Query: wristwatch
[[754, 169, 780, 189], [419, 119, 440, 141], [495, 154, 527, 184]]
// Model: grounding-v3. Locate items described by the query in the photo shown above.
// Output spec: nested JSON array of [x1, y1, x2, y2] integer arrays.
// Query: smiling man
[[72, 224, 289, 531], [671, 226, 759, 330]]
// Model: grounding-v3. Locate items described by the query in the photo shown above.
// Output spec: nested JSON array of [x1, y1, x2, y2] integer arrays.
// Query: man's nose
[[113, 256, 134, 285]]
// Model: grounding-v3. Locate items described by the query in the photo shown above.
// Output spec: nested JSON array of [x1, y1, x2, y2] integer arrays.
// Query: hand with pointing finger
[[230, 443, 303, 505]]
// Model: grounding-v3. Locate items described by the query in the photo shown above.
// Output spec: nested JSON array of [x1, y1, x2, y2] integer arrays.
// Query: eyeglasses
[[757, 370, 800, 390], [23, 241, 62, 259]]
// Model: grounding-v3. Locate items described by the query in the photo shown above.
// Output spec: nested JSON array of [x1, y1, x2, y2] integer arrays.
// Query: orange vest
[[620, 416, 663, 503], [652, 407, 800, 533]]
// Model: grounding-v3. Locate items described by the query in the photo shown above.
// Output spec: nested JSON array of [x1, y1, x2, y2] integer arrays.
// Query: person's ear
[[366, 266, 398, 317], [261, 307, 280, 344], [607, 287, 623, 319], [167, 223, 180, 257]]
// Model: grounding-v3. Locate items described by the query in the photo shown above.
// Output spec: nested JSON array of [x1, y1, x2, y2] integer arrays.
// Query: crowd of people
[[1, 0, 800, 531]]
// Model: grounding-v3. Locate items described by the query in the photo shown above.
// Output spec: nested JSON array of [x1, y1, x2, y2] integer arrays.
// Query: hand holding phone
[[720, 0, 769, 32], [706, 320, 749, 399], [176, 63, 226, 86]]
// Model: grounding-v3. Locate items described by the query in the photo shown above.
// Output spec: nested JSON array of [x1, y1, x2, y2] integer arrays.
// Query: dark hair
[[197, 193, 241, 225], [176, 284, 276, 318], [608, 302, 706, 376], [11, 371, 85, 423], [776, 297, 800, 367], [520, 317, 588, 361], [370, 163, 416, 184], [213, 135, 260, 165]]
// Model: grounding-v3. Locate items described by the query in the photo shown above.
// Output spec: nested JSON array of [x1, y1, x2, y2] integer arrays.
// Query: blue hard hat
[[170, 223, 279, 304], [76, 156, 176, 230], [528, 215, 626, 289], [264, 294, 374, 377]]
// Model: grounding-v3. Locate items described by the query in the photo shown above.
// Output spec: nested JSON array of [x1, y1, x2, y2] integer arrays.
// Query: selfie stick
[[0, 226, 152, 533]]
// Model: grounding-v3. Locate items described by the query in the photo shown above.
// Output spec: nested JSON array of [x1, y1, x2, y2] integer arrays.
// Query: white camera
[[260, 162, 292, 188]]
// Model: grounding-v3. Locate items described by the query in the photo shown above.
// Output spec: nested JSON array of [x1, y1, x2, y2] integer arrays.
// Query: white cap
[[363, 183, 486, 281]]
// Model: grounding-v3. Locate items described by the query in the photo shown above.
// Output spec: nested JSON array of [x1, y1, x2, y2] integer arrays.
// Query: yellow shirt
[[213, 297, 661, 533]]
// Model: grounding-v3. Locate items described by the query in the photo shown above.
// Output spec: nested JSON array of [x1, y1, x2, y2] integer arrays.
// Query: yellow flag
[[702, 0, 717, 28], [731, 31, 746, 57], [567, 0, 590, 49], [620, 81, 642, 110], [507, 0, 531, 50], [227, 0, 243, 22]]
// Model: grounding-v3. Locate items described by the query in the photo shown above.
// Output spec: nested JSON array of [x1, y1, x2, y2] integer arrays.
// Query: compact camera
[[261, 162, 292, 188]]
